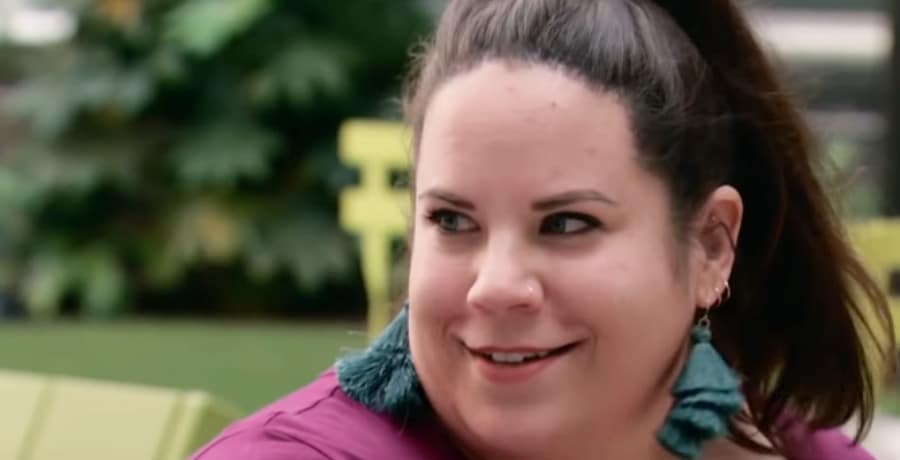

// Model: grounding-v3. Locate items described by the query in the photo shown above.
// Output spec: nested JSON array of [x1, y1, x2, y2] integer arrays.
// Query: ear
[[692, 185, 743, 309]]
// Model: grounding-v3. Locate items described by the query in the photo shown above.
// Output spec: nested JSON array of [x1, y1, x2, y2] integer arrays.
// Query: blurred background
[[0, 0, 898, 458]]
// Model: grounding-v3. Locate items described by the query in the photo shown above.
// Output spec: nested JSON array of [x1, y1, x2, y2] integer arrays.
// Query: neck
[[458, 392, 681, 460]]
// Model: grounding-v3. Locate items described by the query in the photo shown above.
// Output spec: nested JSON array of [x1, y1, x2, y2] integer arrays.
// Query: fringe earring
[[657, 284, 744, 459], [336, 304, 429, 421]]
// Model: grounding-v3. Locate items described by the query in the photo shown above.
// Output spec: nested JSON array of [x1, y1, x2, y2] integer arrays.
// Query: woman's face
[[407, 61, 717, 459]]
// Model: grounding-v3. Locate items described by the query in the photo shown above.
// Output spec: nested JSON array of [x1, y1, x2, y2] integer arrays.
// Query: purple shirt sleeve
[[190, 425, 331, 460], [188, 370, 463, 460], [781, 416, 876, 460]]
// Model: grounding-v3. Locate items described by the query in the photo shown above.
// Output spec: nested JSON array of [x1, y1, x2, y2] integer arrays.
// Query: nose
[[466, 237, 543, 313]]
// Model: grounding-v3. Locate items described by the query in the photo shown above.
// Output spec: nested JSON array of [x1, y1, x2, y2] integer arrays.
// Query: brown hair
[[402, 0, 896, 454]]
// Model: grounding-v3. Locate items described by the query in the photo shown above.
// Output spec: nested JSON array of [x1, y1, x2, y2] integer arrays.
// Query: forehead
[[416, 60, 649, 196]]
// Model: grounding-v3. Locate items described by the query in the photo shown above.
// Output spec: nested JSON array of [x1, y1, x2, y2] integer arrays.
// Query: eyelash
[[423, 209, 602, 235], [539, 212, 602, 235], [425, 209, 479, 234]]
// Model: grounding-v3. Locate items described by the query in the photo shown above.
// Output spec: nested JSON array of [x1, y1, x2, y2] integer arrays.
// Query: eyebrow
[[417, 188, 618, 211], [417, 189, 476, 210], [531, 189, 618, 210]]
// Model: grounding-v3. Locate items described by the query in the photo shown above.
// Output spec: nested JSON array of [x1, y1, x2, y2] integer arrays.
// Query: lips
[[464, 340, 582, 384], [467, 342, 580, 366]]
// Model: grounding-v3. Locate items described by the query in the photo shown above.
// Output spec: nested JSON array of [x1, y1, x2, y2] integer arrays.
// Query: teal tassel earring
[[336, 304, 429, 421], [657, 285, 744, 459]]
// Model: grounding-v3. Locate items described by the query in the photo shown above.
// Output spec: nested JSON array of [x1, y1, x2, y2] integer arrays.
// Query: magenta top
[[189, 369, 463, 460], [190, 369, 875, 460]]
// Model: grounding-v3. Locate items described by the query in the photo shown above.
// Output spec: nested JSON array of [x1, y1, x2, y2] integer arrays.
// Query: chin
[[456, 403, 571, 459]]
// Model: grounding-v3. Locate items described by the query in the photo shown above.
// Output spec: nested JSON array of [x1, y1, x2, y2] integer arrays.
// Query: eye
[[426, 209, 479, 233], [539, 213, 601, 235]]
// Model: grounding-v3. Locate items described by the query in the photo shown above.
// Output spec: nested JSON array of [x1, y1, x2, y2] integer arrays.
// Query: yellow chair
[[337, 118, 900, 345], [338, 119, 412, 338], [0, 368, 240, 460], [848, 219, 900, 343]]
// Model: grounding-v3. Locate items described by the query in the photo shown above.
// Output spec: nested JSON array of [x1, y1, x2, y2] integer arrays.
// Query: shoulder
[[780, 418, 877, 460], [703, 417, 876, 460], [189, 369, 461, 460]]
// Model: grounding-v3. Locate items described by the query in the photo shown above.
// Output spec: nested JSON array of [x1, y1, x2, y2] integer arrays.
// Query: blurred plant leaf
[[21, 246, 74, 319], [243, 206, 353, 289], [2, 139, 142, 206], [6, 52, 154, 138], [5, 75, 80, 139], [275, 211, 353, 290], [248, 39, 355, 108], [171, 117, 280, 187], [77, 245, 128, 317], [0, 166, 41, 210], [77, 66, 154, 117], [148, 47, 188, 82], [303, 144, 357, 193], [168, 197, 241, 264], [21, 244, 128, 318], [164, 0, 271, 57], [95, 0, 144, 29]]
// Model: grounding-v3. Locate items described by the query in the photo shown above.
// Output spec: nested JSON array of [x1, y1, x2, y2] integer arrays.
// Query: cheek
[[555, 231, 694, 355], [407, 232, 471, 322], [407, 232, 472, 398], [561, 234, 685, 308]]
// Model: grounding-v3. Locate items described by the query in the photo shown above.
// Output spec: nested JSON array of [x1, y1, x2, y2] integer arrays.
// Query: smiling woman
[[190, 1, 896, 460], [408, 61, 725, 460]]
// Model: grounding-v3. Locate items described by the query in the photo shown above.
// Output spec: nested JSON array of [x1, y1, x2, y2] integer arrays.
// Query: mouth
[[467, 342, 581, 366]]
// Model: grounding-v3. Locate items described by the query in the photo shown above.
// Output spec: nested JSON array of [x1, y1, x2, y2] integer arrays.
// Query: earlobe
[[698, 284, 719, 311]]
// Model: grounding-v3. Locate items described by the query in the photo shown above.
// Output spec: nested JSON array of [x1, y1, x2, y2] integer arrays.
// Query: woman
[[191, 0, 896, 459]]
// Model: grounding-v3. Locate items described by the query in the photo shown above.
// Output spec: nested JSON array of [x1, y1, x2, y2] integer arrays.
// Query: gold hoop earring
[[711, 280, 731, 308]]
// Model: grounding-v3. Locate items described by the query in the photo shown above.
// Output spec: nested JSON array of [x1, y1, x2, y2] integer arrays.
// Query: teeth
[[487, 351, 550, 363]]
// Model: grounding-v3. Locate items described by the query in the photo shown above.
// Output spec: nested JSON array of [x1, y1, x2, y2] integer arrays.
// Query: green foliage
[[164, 0, 272, 57], [0, 0, 431, 317]]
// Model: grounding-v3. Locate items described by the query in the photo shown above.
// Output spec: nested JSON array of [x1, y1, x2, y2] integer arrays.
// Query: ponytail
[[655, 0, 896, 448]]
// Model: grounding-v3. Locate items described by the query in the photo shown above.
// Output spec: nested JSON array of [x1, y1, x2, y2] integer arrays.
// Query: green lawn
[[1, 320, 898, 419], [0, 320, 366, 414]]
